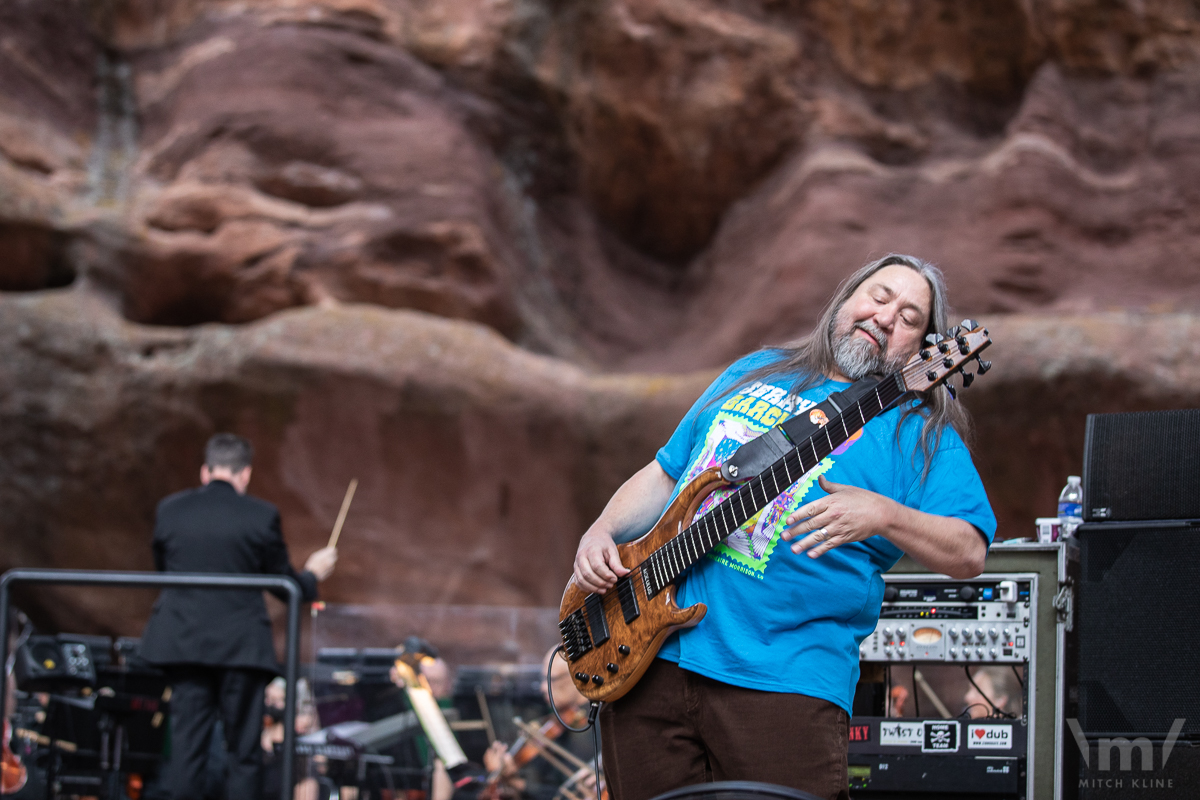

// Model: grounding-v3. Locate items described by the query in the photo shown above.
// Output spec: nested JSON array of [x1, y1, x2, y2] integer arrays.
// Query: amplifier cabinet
[[1069, 521, 1200, 800], [1075, 521, 1200, 739], [1083, 410, 1200, 523]]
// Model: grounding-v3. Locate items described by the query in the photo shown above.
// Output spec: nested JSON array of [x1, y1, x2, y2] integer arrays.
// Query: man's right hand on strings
[[573, 527, 630, 594]]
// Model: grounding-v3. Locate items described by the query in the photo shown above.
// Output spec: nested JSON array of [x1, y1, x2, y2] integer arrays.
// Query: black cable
[[911, 667, 920, 718], [964, 665, 1015, 719], [884, 665, 891, 717], [546, 645, 593, 734], [1010, 664, 1025, 690], [545, 645, 604, 800], [958, 703, 991, 719], [591, 715, 605, 800]]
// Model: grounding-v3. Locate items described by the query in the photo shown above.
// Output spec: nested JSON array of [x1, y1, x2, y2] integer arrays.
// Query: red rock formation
[[2, 291, 1198, 636], [0, 290, 707, 634], [4, 0, 1200, 635], [6, 0, 1200, 363]]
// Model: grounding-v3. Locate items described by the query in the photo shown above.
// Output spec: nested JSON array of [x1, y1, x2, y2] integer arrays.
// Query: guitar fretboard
[[639, 373, 907, 597]]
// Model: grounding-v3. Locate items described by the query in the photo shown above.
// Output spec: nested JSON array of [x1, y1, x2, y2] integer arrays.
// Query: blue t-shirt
[[653, 351, 996, 713]]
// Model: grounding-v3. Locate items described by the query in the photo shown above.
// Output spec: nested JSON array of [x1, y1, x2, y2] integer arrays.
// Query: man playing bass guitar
[[571, 255, 996, 800]]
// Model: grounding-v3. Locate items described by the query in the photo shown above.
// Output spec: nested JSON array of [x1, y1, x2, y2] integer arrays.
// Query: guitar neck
[[641, 373, 907, 597]]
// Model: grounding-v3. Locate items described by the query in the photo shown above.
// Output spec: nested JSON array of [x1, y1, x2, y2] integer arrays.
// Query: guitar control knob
[[575, 672, 588, 683], [591, 675, 604, 686], [618, 645, 631, 656], [606, 663, 619, 673]]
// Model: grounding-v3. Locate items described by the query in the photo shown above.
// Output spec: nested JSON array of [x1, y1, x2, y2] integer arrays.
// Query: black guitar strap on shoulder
[[720, 376, 883, 483]]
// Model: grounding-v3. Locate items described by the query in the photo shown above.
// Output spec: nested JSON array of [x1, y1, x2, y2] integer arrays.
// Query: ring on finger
[[813, 526, 828, 542]]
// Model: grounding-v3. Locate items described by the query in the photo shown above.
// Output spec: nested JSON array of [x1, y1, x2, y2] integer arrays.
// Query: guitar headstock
[[900, 320, 992, 395]]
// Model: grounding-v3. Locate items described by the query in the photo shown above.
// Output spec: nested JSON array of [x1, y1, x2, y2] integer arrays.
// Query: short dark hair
[[204, 433, 254, 472]]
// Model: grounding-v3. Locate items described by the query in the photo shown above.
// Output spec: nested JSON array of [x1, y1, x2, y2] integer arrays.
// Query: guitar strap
[[719, 376, 883, 483]]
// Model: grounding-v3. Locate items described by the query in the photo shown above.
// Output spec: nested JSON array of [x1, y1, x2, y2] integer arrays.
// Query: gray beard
[[832, 320, 893, 380]]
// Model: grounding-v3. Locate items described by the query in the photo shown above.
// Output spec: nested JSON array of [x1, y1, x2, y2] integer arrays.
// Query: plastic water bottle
[[1058, 475, 1083, 538]]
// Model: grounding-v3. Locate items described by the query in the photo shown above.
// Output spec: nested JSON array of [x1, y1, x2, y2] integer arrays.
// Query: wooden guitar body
[[558, 467, 727, 704]]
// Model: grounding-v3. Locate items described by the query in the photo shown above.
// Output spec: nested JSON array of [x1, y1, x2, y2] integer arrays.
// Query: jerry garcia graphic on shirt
[[680, 383, 863, 578]]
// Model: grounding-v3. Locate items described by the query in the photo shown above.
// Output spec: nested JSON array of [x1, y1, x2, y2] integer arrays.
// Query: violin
[[508, 705, 587, 769], [482, 707, 604, 800], [1, 721, 27, 795]]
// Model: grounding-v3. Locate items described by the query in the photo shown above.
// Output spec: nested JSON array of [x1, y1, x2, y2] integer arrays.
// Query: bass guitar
[[557, 322, 993, 704]]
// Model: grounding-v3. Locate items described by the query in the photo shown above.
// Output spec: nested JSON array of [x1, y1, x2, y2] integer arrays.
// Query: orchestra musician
[[140, 433, 338, 800], [571, 255, 997, 800], [3, 645, 27, 798], [479, 647, 600, 800]]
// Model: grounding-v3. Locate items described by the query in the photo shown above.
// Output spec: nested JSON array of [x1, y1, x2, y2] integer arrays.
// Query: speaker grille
[[1083, 410, 1200, 522], [1077, 522, 1200, 737]]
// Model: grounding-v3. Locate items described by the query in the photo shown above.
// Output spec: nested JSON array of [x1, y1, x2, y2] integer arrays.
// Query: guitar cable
[[963, 665, 1016, 719], [547, 645, 605, 800]]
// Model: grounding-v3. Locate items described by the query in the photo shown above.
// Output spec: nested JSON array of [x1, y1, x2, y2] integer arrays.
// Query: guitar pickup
[[615, 576, 640, 624], [559, 609, 593, 661], [584, 594, 611, 647]]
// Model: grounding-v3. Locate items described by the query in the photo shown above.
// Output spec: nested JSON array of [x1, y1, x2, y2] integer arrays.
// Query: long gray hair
[[734, 254, 972, 473]]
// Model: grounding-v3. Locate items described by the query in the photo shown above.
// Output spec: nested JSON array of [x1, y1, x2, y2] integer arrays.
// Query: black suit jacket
[[139, 480, 318, 674]]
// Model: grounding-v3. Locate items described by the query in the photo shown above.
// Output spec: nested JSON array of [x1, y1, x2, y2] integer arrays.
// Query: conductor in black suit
[[140, 433, 338, 800]]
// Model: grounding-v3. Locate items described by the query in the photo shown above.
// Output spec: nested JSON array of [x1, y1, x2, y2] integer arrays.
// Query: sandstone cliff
[[4, 0, 1200, 633]]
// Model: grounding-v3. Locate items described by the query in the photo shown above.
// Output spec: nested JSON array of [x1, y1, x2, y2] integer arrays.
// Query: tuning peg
[[925, 333, 944, 345], [962, 371, 975, 388], [945, 383, 957, 400], [961, 319, 979, 330], [946, 325, 962, 338], [976, 359, 992, 374]]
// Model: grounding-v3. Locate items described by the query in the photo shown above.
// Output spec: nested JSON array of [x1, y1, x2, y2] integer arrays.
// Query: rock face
[[6, 0, 1200, 364], [4, 1, 1200, 634], [3, 291, 1199, 636], [0, 290, 707, 635]]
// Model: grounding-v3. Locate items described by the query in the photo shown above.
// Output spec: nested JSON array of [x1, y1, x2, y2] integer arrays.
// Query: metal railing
[[0, 568, 303, 800]]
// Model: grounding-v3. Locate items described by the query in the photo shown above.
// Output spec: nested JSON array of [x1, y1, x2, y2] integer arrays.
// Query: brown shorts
[[599, 659, 850, 800]]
